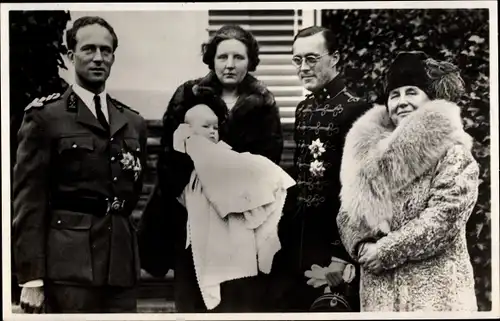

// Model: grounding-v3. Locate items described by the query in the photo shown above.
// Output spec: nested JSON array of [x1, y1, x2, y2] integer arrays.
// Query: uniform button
[[72, 144, 77, 148], [110, 137, 114, 142], [111, 156, 116, 161], [136, 148, 140, 152], [113, 177, 118, 182], [57, 220, 61, 224]]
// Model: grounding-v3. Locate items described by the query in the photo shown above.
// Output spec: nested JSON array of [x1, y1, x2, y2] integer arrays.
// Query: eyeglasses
[[291, 53, 329, 68]]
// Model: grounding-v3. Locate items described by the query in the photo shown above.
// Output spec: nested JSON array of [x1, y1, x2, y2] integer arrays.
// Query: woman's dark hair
[[201, 25, 260, 72], [66, 16, 118, 52]]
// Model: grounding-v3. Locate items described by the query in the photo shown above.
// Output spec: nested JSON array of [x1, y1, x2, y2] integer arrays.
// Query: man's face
[[292, 33, 338, 92], [68, 24, 115, 90]]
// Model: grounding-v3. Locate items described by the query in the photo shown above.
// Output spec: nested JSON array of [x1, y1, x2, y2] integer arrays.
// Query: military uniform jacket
[[279, 76, 372, 273], [12, 87, 147, 288]]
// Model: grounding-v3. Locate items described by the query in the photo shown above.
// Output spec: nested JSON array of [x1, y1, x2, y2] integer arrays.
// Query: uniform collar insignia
[[67, 92, 78, 112], [313, 76, 346, 102]]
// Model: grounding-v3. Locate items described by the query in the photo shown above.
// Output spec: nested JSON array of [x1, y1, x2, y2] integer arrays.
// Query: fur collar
[[195, 71, 276, 118], [340, 99, 473, 234]]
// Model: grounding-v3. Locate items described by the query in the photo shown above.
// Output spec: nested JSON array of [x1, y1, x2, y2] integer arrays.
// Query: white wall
[[59, 10, 210, 120]]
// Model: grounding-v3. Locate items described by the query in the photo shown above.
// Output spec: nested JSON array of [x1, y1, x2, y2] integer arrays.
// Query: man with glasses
[[12, 16, 147, 313], [271, 26, 371, 312]]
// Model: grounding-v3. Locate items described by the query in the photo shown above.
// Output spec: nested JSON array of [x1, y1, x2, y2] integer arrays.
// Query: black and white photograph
[[1, 2, 498, 320]]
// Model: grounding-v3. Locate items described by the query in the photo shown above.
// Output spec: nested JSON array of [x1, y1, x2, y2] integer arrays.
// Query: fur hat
[[383, 51, 466, 103], [384, 51, 432, 98]]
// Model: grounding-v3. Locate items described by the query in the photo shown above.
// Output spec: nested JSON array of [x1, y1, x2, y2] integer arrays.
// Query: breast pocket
[[57, 135, 95, 178], [124, 137, 141, 155]]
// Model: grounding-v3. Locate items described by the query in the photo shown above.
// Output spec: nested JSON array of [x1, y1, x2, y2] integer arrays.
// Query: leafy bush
[[10, 10, 71, 164], [322, 8, 491, 311], [9, 10, 71, 303]]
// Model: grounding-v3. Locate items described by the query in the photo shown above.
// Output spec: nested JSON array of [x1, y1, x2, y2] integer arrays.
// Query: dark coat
[[12, 87, 147, 288], [270, 76, 371, 311], [138, 71, 284, 312]]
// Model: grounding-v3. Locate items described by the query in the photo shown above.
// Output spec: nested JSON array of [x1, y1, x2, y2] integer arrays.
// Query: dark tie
[[94, 95, 109, 132]]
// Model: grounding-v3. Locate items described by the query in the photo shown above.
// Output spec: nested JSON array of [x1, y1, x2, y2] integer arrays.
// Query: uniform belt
[[51, 195, 129, 217]]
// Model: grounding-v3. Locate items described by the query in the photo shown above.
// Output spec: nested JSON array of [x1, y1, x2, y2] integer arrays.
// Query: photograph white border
[[2, 1, 498, 320]]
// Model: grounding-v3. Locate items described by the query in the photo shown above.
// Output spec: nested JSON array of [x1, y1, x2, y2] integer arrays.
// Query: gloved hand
[[305, 264, 328, 288], [324, 259, 347, 288], [305, 257, 357, 290]]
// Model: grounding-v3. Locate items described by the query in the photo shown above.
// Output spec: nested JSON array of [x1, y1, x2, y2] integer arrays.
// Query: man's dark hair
[[66, 16, 118, 52], [293, 26, 338, 55]]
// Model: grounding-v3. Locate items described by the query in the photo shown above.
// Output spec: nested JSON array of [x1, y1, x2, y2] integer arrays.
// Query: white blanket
[[174, 124, 295, 310]]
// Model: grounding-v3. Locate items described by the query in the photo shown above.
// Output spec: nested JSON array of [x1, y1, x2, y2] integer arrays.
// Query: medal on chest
[[309, 138, 326, 177]]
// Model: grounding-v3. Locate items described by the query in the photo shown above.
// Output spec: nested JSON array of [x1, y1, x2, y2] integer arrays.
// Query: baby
[[173, 99, 295, 310], [183, 103, 220, 144]]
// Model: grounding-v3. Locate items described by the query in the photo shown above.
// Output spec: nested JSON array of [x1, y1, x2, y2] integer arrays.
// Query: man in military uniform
[[12, 16, 147, 313], [271, 26, 372, 312]]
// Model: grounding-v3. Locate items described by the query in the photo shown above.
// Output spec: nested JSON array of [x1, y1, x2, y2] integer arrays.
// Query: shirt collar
[[72, 83, 107, 109]]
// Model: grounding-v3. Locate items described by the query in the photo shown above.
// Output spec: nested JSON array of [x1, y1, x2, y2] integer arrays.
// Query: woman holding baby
[[139, 25, 284, 313], [337, 51, 479, 312]]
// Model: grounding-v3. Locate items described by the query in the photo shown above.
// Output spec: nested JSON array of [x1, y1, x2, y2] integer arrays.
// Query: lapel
[[73, 89, 108, 134], [227, 75, 262, 120], [107, 95, 128, 137]]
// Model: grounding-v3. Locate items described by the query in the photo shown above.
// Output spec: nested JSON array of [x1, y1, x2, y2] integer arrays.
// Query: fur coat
[[337, 99, 479, 312]]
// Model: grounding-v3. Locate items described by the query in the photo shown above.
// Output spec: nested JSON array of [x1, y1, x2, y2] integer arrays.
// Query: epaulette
[[24, 93, 62, 112], [109, 96, 140, 114]]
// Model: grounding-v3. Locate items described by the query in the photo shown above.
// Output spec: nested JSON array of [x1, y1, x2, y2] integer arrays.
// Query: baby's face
[[186, 104, 219, 143]]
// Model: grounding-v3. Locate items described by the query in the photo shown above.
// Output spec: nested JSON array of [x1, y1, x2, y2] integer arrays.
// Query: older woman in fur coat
[[337, 51, 479, 312]]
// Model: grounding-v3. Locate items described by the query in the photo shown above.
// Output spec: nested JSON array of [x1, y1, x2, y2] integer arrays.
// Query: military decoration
[[120, 150, 142, 181], [309, 138, 326, 177]]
